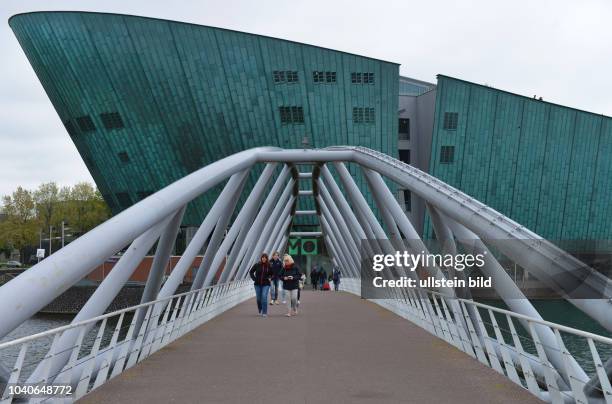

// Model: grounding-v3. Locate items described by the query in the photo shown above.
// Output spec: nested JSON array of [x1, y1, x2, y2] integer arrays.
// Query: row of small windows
[[64, 112, 125, 135], [273, 70, 299, 83], [279, 106, 304, 124], [351, 72, 375, 84], [279, 106, 376, 124], [443, 112, 458, 130], [273, 71, 374, 85], [112, 190, 153, 210], [352, 107, 375, 124], [313, 71, 336, 83]]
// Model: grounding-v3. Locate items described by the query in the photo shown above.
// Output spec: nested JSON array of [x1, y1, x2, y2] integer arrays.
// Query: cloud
[[1, 0, 611, 198]]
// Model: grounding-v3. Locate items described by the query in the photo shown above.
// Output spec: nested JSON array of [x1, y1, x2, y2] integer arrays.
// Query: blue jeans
[[254, 285, 270, 315], [270, 279, 279, 301]]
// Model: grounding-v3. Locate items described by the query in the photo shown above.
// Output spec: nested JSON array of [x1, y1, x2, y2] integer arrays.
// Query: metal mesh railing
[[0, 280, 254, 402], [339, 277, 612, 403]]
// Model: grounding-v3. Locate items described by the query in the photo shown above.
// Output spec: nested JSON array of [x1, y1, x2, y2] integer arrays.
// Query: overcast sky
[[1, 0, 611, 199]]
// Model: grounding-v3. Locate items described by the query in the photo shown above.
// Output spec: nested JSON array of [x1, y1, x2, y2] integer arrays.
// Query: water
[[478, 299, 612, 376], [0, 314, 73, 381], [0, 313, 132, 382]]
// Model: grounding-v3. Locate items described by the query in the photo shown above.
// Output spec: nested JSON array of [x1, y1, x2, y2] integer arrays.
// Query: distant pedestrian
[[280, 254, 301, 317], [269, 251, 282, 304], [310, 266, 319, 290], [249, 253, 273, 317], [332, 268, 341, 291], [319, 267, 327, 289]]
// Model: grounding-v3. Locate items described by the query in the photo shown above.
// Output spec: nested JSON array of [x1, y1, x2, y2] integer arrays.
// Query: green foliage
[[0, 182, 111, 261]]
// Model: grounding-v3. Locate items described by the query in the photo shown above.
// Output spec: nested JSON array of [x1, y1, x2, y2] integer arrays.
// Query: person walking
[[280, 254, 301, 317], [297, 270, 305, 305], [319, 267, 327, 290], [249, 253, 273, 317], [332, 267, 341, 291], [269, 251, 282, 304], [310, 266, 319, 290]]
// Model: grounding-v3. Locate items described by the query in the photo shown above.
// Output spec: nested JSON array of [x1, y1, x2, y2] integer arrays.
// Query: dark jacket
[[249, 262, 273, 286], [269, 258, 283, 281], [333, 269, 341, 283], [310, 269, 318, 283], [280, 264, 302, 290]]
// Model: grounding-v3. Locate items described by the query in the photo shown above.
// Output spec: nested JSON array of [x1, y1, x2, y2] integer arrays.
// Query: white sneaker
[[282, 301, 286, 304]]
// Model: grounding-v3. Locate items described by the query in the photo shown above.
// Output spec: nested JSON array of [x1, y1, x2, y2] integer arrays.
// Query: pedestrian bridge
[[0, 146, 611, 403]]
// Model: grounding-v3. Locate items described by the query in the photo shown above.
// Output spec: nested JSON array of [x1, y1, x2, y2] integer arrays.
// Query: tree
[[0, 187, 39, 261], [34, 182, 60, 233], [62, 182, 110, 234], [0, 182, 111, 262]]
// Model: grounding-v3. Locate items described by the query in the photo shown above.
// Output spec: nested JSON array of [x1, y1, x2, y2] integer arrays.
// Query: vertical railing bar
[[74, 318, 107, 400], [528, 321, 563, 403], [0, 342, 29, 403], [485, 309, 519, 381], [586, 337, 612, 404]]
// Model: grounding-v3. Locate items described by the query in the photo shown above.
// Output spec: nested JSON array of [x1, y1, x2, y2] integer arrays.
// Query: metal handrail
[[0, 280, 246, 350]]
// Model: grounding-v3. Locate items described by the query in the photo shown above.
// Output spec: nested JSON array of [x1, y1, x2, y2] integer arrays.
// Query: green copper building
[[9, 11, 612, 241]]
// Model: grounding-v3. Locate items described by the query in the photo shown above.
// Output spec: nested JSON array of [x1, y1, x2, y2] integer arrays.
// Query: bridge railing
[[340, 277, 612, 403], [0, 279, 253, 403]]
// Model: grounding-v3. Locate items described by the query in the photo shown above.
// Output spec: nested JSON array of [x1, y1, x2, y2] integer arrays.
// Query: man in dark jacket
[[269, 252, 283, 304], [332, 267, 341, 291], [310, 266, 319, 290], [249, 253, 273, 317]]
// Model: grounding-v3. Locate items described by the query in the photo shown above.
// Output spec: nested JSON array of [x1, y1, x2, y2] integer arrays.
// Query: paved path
[[82, 290, 541, 403]]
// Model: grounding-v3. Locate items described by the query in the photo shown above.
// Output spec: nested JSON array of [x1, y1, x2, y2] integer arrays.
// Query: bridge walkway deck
[[82, 290, 541, 403]]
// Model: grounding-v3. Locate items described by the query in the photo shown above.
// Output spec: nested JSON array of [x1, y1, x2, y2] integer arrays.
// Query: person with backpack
[[269, 251, 283, 304], [249, 253, 273, 317], [280, 254, 301, 317], [332, 267, 341, 291], [310, 265, 319, 290]]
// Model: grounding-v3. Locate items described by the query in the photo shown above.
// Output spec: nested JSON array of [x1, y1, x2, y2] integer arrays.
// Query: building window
[[353, 107, 375, 124], [279, 106, 304, 124], [443, 112, 459, 130], [440, 146, 455, 163], [403, 190, 411, 212], [399, 118, 410, 140], [115, 192, 133, 209], [287, 71, 299, 83], [351, 72, 374, 84], [137, 191, 153, 200], [118, 151, 130, 163], [64, 120, 77, 137], [100, 112, 125, 130], [274, 70, 298, 83], [313, 71, 336, 84], [399, 149, 410, 164], [76, 115, 96, 132], [273, 71, 285, 83]]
